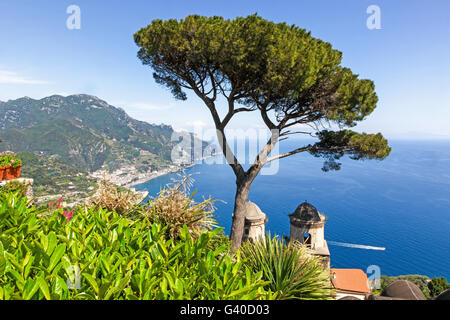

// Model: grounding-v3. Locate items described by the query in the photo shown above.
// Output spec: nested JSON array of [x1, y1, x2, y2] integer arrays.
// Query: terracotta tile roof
[[331, 269, 371, 294]]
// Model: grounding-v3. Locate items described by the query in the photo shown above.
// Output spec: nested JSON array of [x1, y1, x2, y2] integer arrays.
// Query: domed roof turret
[[381, 280, 426, 300], [245, 201, 266, 222], [289, 201, 322, 222]]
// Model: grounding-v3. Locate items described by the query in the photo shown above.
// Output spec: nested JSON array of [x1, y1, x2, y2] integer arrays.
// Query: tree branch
[[221, 106, 255, 128], [215, 128, 245, 179], [245, 129, 280, 180], [260, 104, 276, 130], [266, 145, 313, 163]]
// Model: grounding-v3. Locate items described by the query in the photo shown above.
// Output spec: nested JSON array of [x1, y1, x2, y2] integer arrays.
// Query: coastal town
[[89, 163, 185, 188]]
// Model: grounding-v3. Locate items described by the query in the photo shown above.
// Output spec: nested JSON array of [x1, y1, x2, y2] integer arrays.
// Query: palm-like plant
[[143, 173, 218, 239], [88, 179, 145, 216], [240, 234, 334, 300]]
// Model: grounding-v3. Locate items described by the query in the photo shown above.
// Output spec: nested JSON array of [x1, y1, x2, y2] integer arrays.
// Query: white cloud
[[185, 120, 209, 128], [0, 69, 50, 85], [173, 126, 188, 132]]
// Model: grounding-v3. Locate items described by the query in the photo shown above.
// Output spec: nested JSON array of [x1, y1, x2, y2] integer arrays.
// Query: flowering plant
[[46, 196, 74, 223], [0, 151, 22, 168]]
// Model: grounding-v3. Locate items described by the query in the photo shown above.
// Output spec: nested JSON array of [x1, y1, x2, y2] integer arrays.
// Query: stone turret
[[289, 201, 330, 268], [241, 201, 267, 242]]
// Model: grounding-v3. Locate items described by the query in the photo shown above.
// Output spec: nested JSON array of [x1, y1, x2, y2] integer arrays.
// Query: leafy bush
[[88, 180, 143, 216], [143, 175, 217, 239], [240, 234, 334, 300], [0, 180, 30, 199], [428, 277, 450, 298], [0, 193, 269, 300]]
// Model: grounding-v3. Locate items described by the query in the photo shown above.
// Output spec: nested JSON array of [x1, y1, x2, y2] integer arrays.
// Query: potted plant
[[0, 166, 5, 182], [0, 152, 22, 181], [0, 151, 9, 182]]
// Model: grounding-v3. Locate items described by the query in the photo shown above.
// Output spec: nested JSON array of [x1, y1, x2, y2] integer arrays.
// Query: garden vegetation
[[0, 181, 333, 300]]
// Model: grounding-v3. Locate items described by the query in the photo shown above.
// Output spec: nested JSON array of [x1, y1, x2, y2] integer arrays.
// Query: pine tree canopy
[[134, 14, 391, 170]]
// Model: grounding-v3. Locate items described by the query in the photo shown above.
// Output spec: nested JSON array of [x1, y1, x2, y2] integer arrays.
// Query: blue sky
[[0, 0, 449, 139]]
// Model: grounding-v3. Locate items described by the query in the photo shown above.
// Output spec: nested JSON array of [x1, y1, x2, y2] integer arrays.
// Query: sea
[[135, 139, 450, 281]]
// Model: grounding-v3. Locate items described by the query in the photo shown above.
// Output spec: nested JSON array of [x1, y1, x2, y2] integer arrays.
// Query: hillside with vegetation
[[0, 94, 207, 172], [17, 152, 98, 202]]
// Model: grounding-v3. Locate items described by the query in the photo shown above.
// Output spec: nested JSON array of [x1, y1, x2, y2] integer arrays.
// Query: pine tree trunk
[[230, 180, 251, 250]]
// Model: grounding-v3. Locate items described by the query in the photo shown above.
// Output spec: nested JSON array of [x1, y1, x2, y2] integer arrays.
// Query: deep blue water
[[135, 140, 450, 281]]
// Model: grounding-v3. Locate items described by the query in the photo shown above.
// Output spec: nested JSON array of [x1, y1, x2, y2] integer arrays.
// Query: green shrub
[[240, 234, 334, 300], [0, 193, 270, 300], [207, 229, 232, 252], [428, 277, 450, 298], [0, 180, 30, 199]]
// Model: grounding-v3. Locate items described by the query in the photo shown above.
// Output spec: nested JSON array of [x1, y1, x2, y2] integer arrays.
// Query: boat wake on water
[[328, 241, 386, 251]]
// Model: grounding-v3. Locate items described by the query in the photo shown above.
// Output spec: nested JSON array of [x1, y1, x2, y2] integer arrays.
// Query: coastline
[[125, 164, 189, 188], [89, 164, 184, 188], [88, 152, 222, 190], [126, 152, 223, 187], [126, 152, 222, 187]]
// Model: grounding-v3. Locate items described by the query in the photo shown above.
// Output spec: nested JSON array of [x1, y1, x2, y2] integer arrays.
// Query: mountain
[[0, 94, 206, 172]]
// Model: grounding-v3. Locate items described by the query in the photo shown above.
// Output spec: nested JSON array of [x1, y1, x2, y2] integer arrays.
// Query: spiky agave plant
[[240, 234, 334, 300], [143, 173, 218, 239], [88, 179, 143, 216]]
